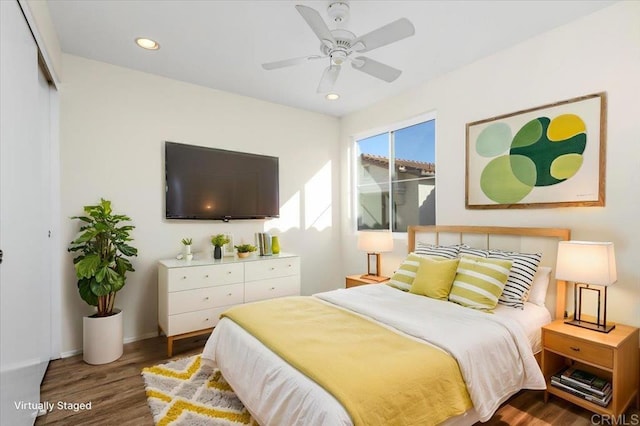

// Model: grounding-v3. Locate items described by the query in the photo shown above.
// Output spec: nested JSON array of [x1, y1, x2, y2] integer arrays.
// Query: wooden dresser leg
[[167, 337, 173, 358]]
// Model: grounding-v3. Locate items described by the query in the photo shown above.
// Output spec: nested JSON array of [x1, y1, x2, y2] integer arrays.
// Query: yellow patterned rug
[[142, 355, 256, 425]]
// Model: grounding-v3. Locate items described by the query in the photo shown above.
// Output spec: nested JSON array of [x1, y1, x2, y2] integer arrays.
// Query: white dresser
[[158, 253, 300, 356]]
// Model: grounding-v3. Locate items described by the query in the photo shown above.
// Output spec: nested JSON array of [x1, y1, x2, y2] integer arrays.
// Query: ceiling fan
[[262, 1, 415, 93]]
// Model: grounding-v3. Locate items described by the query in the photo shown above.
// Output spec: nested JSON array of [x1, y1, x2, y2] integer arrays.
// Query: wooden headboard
[[407, 225, 571, 319]]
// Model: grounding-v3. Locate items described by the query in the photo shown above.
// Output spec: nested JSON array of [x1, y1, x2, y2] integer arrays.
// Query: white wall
[[59, 55, 341, 354], [340, 2, 640, 328]]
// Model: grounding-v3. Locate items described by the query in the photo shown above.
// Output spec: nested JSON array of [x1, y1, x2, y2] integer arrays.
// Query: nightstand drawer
[[545, 331, 613, 369]]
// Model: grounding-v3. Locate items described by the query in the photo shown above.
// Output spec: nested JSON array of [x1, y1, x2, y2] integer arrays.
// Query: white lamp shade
[[555, 241, 617, 286], [357, 231, 393, 253]]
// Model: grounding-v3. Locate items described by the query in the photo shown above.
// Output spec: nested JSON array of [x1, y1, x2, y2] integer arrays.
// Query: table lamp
[[357, 231, 393, 282], [555, 240, 617, 333]]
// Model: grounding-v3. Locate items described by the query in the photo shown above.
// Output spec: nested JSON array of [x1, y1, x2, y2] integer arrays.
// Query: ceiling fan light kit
[[262, 1, 415, 94]]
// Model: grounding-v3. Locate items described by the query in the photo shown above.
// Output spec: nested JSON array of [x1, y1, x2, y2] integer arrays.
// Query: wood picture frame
[[466, 92, 606, 209]]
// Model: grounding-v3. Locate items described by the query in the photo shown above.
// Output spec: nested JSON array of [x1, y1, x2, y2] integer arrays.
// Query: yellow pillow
[[449, 255, 513, 311], [409, 257, 460, 300]]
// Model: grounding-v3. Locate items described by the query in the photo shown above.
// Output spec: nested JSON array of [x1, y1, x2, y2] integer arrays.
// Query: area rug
[[142, 355, 256, 425]]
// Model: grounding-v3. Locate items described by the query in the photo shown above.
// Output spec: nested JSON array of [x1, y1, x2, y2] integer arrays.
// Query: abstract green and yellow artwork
[[466, 93, 606, 209]]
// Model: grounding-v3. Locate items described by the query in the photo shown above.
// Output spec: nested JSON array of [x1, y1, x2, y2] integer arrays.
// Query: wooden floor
[[35, 335, 638, 425]]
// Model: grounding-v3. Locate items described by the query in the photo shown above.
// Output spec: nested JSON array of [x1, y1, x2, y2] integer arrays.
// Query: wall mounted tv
[[165, 142, 279, 221]]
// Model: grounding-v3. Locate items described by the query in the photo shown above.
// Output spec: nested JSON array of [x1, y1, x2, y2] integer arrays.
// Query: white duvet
[[203, 284, 546, 425]]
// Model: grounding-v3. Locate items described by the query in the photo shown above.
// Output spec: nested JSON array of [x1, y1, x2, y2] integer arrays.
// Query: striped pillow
[[458, 245, 489, 258], [415, 242, 460, 259], [488, 250, 542, 309], [449, 255, 513, 311], [387, 253, 422, 291]]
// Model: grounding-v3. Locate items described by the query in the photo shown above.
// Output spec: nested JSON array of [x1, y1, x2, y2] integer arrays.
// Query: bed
[[202, 225, 571, 425]]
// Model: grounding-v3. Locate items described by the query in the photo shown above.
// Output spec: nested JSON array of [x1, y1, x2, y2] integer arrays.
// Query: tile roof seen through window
[[360, 154, 435, 177]]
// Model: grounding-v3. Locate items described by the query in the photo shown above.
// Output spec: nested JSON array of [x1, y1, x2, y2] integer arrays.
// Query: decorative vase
[[83, 309, 123, 365], [214, 245, 222, 259], [271, 236, 280, 255], [185, 253, 193, 262], [237, 252, 251, 258], [184, 245, 191, 255]]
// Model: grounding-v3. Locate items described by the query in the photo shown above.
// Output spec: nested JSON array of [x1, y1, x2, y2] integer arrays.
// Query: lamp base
[[565, 318, 616, 333], [359, 274, 389, 283]]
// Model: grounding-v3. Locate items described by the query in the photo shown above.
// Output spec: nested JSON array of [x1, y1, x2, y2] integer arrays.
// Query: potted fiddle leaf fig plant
[[211, 234, 230, 260], [68, 198, 138, 365]]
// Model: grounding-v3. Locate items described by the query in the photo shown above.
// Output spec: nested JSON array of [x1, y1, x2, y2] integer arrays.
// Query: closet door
[[0, 1, 53, 424]]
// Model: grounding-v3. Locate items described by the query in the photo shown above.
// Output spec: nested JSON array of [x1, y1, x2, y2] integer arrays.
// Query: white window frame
[[351, 111, 437, 236]]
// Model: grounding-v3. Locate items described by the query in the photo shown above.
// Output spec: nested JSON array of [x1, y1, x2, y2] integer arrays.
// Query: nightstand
[[345, 274, 389, 288], [541, 319, 639, 417]]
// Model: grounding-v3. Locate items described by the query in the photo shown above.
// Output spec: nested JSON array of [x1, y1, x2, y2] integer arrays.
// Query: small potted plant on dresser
[[211, 234, 230, 259], [68, 199, 138, 365], [235, 244, 257, 258], [181, 237, 193, 261]]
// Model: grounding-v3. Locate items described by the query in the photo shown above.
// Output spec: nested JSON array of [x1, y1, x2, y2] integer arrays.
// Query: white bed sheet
[[493, 301, 552, 354], [202, 285, 547, 426]]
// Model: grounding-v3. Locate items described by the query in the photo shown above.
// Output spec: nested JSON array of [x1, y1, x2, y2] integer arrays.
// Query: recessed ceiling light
[[135, 38, 160, 50], [326, 93, 340, 101]]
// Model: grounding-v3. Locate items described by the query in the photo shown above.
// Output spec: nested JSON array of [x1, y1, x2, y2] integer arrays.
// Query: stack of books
[[551, 367, 612, 407]]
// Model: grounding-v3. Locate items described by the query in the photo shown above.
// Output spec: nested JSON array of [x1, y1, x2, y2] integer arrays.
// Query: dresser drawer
[[167, 263, 244, 291], [545, 331, 614, 369], [168, 283, 244, 315], [245, 257, 300, 282], [167, 306, 230, 336], [244, 275, 300, 303]]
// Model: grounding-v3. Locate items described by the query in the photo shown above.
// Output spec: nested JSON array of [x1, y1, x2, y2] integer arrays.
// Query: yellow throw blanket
[[222, 297, 472, 426]]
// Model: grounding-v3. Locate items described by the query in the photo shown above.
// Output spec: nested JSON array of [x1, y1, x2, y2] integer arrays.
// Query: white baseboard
[[60, 349, 82, 358], [59, 331, 161, 359], [124, 331, 160, 344]]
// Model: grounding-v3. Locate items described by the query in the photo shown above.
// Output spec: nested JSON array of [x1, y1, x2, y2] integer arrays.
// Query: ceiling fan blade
[[351, 56, 401, 82], [295, 5, 336, 46], [262, 55, 324, 70], [352, 18, 415, 53], [317, 65, 341, 93]]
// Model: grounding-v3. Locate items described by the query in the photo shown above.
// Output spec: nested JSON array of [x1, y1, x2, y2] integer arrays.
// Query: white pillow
[[526, 266, 552, 307]]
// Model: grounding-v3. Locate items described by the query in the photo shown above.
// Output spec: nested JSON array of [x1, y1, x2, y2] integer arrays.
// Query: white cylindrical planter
[[83, 309, 123, 365]]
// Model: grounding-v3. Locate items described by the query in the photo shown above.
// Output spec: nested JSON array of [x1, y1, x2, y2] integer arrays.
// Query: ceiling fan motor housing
[[321, 28, 355, 65]]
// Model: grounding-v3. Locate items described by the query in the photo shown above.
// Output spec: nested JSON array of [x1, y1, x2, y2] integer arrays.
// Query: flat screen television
[[165, 141, 279, 220]]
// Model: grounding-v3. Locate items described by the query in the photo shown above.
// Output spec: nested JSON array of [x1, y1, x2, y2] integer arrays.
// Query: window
[[355, 115, 436, 232]]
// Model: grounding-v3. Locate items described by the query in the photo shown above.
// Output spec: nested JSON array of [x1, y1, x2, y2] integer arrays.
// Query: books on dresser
[[551, 367, 612, 407]]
